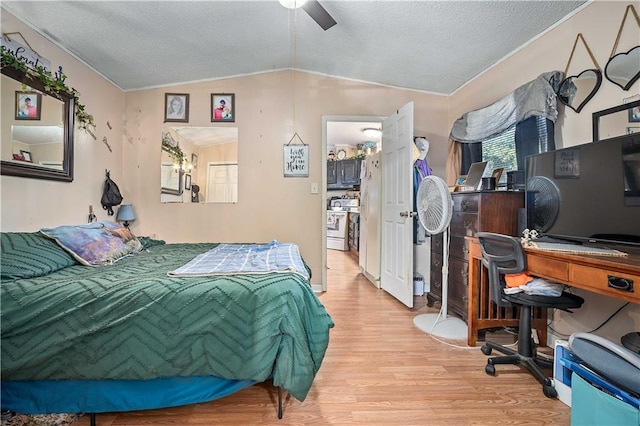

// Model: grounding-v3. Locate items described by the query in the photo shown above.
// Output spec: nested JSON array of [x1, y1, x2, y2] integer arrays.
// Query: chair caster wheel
[[543, 385, 557, 399], [481, 345, 492, 355], [485, 364, 496, 376]]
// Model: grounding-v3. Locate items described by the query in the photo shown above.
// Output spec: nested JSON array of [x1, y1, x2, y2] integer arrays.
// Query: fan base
[[413, 313, 468, 341]]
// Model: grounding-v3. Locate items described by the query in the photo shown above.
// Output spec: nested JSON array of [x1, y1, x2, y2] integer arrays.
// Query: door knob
[[400, 211, 416, 218]]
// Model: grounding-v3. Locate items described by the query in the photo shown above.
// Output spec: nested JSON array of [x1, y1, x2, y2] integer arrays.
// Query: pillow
[[1, 232, 78, 281], [40, 221, 143, 266]]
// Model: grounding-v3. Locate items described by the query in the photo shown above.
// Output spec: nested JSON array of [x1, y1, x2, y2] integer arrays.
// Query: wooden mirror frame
[[1, 66, 75, 181], [592, 99, 640, 142]]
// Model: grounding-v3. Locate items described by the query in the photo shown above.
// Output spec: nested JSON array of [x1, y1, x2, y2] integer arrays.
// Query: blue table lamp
[[116, 204, 136, 230]]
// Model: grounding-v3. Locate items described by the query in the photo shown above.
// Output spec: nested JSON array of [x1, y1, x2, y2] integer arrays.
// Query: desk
[[466, 238, 640, 347]]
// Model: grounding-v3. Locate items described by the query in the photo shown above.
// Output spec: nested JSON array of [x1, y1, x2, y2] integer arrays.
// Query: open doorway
[[321, 115, 383, 292]]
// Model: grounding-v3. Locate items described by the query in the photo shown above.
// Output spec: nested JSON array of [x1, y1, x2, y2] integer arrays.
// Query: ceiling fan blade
[[302, 0, 337, 30]]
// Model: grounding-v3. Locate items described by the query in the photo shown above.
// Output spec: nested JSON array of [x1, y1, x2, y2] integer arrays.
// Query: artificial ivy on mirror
[[556, 33, 602, 114], [0, 50, 96, 137], [161, 133, 186, 164], [604, 4, 640, 91]]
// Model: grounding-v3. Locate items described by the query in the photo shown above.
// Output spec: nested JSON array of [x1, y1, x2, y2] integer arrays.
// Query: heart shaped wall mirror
[[605, 45, 640, 91], [557, 33, 602, 114], [557, 69, 603, 113], [605, 5, 640, 91]]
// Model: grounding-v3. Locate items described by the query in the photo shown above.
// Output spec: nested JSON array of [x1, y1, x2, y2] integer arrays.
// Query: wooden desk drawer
[[450, 212, 478, 237], [453, 194, 478, 213], [450, 235, 469, 261], [527, 256, 569, 282], [571, 264, 639, 301]]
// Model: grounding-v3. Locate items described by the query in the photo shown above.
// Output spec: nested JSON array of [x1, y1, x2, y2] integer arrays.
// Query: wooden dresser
[[427, 191, 524, 321]]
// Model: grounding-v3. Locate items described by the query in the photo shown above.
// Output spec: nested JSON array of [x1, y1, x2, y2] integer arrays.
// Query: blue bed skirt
[[1, 376, 255, 414]]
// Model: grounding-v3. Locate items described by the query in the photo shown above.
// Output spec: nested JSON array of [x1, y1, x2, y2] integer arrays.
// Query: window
[[481, 126, 516, 184], [468, 116, 553, 185]]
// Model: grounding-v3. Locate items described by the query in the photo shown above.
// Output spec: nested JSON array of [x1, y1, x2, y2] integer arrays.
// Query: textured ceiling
[[2, 1, 587, 94]]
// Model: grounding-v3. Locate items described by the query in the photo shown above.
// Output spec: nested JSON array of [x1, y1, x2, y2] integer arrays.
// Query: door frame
[[321, 115, 384, 292]]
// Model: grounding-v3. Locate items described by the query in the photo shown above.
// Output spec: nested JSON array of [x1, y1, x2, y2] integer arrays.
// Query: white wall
[[122, 71, 449, 286]]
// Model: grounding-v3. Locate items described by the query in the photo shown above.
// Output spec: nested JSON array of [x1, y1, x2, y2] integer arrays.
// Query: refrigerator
[[359, 152, 382, 288]]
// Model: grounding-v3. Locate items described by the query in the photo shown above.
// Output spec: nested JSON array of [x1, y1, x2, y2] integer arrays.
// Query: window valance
[[450, 71, 564, 143]]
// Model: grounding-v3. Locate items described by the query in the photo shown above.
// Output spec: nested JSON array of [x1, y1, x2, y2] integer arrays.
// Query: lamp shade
[[116, 204, 136, 223]]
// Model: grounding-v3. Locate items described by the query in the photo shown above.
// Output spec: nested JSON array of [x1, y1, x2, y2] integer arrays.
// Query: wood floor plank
[[72, 249, 570, 425]]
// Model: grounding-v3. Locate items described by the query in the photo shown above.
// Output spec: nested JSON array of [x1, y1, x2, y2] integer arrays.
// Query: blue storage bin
[[571, 373, 639, 426]]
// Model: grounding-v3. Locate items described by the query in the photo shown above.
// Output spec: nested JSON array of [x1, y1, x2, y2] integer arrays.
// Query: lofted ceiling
[[2, 1, 588, 94]]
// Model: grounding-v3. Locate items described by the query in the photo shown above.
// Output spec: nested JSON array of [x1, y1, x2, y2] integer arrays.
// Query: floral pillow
[[40, 221, 143, 266]]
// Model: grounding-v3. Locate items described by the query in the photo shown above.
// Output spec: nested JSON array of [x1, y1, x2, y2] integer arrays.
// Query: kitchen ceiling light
[[279, 0, 307, 9], [363, 128, 382, 138]]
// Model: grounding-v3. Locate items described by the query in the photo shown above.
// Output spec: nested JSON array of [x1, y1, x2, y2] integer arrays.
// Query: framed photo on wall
[[211, 93, 235, 122], [184, 173, 191, 190], [164, 93, 189, 123], [629, 105, 640, 123], [20, 150, 32, 162], [15, 91, 42, 120]]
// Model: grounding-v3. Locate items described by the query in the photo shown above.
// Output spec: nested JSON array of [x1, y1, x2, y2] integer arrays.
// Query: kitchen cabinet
[[428, 191, 524, 321], [327, 159, 362, 189]]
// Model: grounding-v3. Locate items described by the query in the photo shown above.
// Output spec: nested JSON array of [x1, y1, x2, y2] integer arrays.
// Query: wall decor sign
[[211, 93, 235, 122], [15, 91, 42, 120], [283, 145, 309, 177], [1, 34, 51, 72], [164, 93, 189, 123], [555, 148, 580, 178]]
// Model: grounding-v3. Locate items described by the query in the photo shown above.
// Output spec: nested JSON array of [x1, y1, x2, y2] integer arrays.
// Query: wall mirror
[[1, 68, 75, 181], [593, 99, 640, 141], [605, 46, 640, 91], [160, 126, 238, 203], [557, 69, 602, 113]]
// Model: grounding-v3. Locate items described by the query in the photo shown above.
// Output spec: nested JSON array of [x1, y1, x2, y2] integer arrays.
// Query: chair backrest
[[476, 232, 527, 307]]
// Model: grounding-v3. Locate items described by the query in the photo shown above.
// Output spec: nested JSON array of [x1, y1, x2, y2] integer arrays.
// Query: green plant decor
[[161, 135, 186, 164], [1, 51, 96, 137]]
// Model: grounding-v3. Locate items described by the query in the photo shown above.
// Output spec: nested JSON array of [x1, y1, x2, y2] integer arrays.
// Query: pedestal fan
[[413, 176, 468, 340]]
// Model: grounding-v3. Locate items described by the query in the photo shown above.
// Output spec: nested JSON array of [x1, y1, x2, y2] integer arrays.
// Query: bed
[[0, 225, 334, 422]]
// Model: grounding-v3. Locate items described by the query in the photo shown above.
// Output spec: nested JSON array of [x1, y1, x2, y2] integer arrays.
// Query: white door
[[207, 164, 238, 203], [380, 102, 414, 307]]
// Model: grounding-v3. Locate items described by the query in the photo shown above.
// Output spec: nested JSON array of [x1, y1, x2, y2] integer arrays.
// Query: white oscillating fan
[[413, 176, 468, 340]]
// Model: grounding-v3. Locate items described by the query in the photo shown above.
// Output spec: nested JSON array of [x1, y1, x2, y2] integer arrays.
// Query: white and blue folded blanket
[[168, 240, 310, 280]]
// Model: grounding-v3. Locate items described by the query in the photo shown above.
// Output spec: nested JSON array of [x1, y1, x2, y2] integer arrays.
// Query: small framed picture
[[211, 93, 235, 122], [191, 153, 198, 169], [184, 173, 191, 190], [491, 167, 504, 183], [20, 150, 32, 162], [15, 92, 42, 120], [629, 105, 640, 123], [164, 93, 189, 123]]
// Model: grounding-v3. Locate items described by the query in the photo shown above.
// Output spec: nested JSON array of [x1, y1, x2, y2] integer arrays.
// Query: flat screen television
[[525, 132, 640, 246]]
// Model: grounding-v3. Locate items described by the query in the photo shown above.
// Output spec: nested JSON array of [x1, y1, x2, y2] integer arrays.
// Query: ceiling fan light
[[279, 0, 307, 9], [363, 128, 382, 138]]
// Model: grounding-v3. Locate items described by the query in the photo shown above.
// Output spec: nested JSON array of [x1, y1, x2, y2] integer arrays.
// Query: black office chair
[[476, 232, 584, 398]]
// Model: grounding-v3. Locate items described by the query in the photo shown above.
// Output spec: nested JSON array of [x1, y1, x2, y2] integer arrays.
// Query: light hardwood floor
[[72, 250, 570, 425]]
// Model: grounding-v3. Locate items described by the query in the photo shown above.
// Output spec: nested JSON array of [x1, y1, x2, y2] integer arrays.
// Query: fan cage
[[416, 176, 453, 235]]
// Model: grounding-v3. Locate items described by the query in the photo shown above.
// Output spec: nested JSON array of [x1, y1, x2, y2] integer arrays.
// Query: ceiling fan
[[279, 0, 337, 31]]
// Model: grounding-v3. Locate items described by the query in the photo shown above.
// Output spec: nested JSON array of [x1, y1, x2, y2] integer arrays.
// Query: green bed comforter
[[1, 243, 334, 401]]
